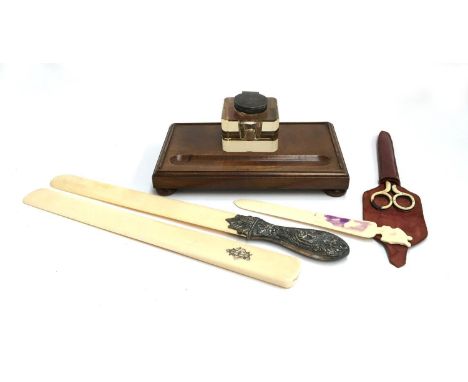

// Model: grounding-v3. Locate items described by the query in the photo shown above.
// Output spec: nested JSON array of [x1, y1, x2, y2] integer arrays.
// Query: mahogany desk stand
[[152, 122, 349, 196]]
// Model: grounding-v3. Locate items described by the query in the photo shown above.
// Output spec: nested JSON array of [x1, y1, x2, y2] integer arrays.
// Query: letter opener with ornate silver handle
[[50, 175, 350, 261], [234, 199, 412, 247], [23, 189, 300, 288]]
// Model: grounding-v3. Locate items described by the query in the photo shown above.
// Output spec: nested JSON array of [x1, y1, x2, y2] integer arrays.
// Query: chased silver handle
[[226, 215, 349, 261]]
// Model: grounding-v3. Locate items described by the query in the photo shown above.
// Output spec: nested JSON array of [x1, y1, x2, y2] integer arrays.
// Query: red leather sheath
[[363, 131, 428, 267]]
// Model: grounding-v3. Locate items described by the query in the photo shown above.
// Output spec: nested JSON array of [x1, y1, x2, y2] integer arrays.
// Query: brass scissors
[[370, 180, 416, 211]]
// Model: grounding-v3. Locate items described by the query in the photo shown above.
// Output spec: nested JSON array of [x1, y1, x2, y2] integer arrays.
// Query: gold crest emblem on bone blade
[[221, 91, 279, 152]]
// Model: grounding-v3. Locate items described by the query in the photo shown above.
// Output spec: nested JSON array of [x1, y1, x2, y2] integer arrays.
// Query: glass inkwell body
[[221, 91, 279, 152]]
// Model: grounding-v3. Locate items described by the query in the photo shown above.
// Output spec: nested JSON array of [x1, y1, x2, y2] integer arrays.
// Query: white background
[[1, 1, 468, 381]]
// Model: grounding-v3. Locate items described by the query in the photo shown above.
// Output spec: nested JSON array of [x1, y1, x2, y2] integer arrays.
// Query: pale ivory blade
[[51, 175, 237, 235], [234, 199, 412, 247], [23, 189, 300, 288]]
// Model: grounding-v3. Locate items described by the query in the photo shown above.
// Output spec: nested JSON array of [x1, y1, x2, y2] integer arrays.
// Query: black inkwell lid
[[234, 91, 268, 114]]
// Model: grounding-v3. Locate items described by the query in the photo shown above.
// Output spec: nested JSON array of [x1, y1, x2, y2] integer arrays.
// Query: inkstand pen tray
[[152, 122, 349, 196]]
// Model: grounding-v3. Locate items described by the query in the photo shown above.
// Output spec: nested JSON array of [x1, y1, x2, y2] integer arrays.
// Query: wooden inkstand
[[153, 92, 349, 196]]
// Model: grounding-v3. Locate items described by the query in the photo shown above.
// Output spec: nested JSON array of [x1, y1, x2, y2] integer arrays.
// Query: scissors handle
[[391, 184, 416, 210], [370, 181, 416, 211], [377, 131, 400, 185], [370, 181, 393, 209]]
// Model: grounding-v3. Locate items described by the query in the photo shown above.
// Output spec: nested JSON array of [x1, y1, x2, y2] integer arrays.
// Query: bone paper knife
[[50, 175, 349, 261], [234, 199, 413, 247], [23, 189, 300, 288]]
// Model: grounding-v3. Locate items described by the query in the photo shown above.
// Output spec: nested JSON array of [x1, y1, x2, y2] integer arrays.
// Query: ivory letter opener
[[234, 199, 413, 247], [50, 175, 350, 261], [23, 189, 300, 288]]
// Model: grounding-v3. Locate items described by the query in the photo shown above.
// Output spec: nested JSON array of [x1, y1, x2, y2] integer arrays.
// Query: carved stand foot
[[324, 189, 346, 197], [156, 188, 177, 196]]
